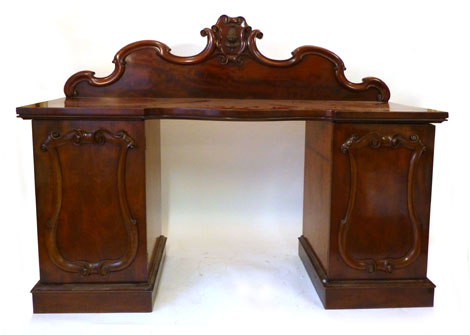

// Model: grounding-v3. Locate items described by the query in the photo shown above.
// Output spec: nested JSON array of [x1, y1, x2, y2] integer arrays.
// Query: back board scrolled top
[[64, 15, 390, 101]]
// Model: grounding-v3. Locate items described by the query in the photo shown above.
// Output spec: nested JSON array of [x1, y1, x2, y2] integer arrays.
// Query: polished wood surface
[[32, 120, 150, 283], [299, 236, 435, 309], [145, 120, 162, 266], [32, 236, 166, 313], [18, 98, 447, 122], [16, 14, 447, 312], [302, 122, 435, 281], [330, 123, 434, 279], [63, 15, 389, 101], [302, 121, 333, 270]]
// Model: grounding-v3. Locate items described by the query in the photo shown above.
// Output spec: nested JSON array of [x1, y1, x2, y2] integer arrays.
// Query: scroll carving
[[339, 132, 426, 273], [40, 129, 138, 276], [211, 15, 253, 64], [64, 14, 390, 101]]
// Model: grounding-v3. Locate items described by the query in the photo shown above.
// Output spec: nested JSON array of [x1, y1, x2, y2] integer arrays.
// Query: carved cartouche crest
[[211, 15, 256, 64]]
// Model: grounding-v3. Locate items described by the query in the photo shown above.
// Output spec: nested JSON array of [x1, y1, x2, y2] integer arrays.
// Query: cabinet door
[[32, 120, 149, 283], [329, 123, 435, 280]]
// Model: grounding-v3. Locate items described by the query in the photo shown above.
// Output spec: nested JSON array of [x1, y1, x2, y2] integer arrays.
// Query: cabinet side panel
[[145, 120, 162, 264], [302, 121, 333, 273]]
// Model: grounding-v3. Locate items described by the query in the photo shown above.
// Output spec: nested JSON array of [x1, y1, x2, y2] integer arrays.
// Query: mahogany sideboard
[[16, 15, 448, 312]]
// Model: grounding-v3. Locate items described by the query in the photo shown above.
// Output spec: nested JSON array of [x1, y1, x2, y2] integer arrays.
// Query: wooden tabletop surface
[[17, 97, 448, 122]]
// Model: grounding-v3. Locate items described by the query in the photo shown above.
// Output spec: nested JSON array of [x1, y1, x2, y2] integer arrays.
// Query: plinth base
[[298, 236, 435, 309], [31, 236, 166, 313]]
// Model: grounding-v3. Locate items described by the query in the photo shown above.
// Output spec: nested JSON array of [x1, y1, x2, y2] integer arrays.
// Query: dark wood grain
[[40, 128, 138, 276], [302, 121, 333, 271], [302, 123, 435, 280], [63, 15, 389, 101], [17, 14, 447, 312], [328, 123, 435, 280], [299, 236, 435, 309], [17, 98, 448, 122], [32, 236, 166, 313], [32, 120, 149, 283], [339, 132, 427, 274], [145, 120, 162, 266]]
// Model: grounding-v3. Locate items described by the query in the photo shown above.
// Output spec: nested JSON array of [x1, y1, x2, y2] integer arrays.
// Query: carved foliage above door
[[339, 132, 426, 273], [40, 129, 138, 276]]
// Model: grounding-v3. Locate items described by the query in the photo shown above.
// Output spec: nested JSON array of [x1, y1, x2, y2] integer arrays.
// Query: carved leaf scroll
[[211, 15, 252, 64], [40, 129, 138, 276], [339, 132, 426, 273]]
